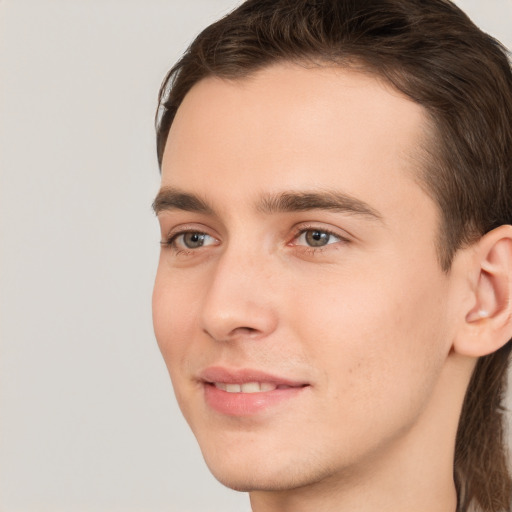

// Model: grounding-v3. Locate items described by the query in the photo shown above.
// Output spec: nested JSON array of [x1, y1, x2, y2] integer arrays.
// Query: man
[[151, 1, 512, 511]]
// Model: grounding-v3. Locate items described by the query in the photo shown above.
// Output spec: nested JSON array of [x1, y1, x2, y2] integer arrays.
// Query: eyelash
[[290, 225, 349, 254], [160, 225, 349, 255], [160, 228, 216, 255]]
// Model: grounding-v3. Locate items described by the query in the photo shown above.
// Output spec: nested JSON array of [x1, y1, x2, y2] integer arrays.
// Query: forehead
[[161, 63, 433, 225]]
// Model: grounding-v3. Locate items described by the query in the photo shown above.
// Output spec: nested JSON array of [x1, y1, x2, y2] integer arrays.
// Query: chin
[[199, 440, 338, 493], [200, 443, 274, 490], [205, 463, 312, 493]]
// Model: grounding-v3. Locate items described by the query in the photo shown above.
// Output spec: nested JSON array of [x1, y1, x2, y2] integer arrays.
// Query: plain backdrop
[[1, 1, 511, 511]]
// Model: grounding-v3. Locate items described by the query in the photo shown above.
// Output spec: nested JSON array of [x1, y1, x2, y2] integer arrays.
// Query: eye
[[179, 232, 212, 249], [295, 229, 342, 248], [163, 231, 218, 251]]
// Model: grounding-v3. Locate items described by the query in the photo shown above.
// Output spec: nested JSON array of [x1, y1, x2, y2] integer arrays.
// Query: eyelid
[[164, 231, 216, 246], [290, 223, 352, 244], [162, 222, 214, 240], [160, 224, 220, 250], [295, 230, 341, 247], [285, 224, 352, 257], [159, 221, 351, 255]]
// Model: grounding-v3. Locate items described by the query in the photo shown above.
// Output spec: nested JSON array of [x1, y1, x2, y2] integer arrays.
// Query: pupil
[[184, 232, 204, 248], [306, 230, 329, 247]]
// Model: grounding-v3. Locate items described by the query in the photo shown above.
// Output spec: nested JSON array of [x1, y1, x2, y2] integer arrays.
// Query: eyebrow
[[257, 190, 383, 220], [152, 187, 382, 221], [152, 187, 214, 215]]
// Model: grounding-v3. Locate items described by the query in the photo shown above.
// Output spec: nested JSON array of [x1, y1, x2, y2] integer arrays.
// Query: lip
[[200, 366, 308, 387], [199, 366, 310, 416]]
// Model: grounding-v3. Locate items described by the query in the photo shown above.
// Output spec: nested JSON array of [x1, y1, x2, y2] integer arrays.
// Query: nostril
[[203, 325, 263, 342], [230, 326, 264, 339], [239, 327, 259, 334]]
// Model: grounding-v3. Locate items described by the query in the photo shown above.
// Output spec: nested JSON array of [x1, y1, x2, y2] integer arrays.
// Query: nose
[[200, 245, 278, 343]]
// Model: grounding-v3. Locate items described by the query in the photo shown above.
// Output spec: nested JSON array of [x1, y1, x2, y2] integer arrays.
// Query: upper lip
[[199, 366, 309, 387]]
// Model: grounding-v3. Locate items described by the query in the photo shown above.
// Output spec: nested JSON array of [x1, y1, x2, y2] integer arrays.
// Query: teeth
[[241, 382, 260, 393], [214, 382, 278, 393]]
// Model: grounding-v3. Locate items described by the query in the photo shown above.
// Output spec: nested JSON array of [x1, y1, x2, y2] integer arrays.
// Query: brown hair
[[155, 1, 512, 510]]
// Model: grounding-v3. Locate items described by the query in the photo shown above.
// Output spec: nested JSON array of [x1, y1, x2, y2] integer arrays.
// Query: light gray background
[[1, 1, 511, 511]]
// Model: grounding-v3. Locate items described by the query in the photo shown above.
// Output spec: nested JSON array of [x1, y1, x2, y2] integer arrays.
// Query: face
[[153, 63, 458, 492]]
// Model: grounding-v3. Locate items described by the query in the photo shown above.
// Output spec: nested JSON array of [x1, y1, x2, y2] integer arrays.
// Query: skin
[[152, 63, 483, 512]]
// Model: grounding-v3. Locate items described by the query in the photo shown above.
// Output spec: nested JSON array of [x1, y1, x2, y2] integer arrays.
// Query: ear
[[453, 225, 512, 358]]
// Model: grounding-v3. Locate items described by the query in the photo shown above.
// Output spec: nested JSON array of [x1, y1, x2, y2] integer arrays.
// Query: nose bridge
[[200, 237, 278, 342]]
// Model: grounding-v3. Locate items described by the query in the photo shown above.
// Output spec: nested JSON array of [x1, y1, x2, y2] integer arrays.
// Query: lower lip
[[204, 383, 307, 416]]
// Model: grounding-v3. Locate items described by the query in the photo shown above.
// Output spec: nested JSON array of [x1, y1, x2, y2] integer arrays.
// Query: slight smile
[[213, 382, 299, 393], [200, 367, 310, 416]]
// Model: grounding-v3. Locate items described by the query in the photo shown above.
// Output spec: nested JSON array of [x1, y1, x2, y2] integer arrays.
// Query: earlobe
[[453, 225, 512, 358]]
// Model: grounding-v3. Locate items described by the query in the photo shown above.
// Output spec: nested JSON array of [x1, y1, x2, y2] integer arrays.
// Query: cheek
[[290, 263, 451, 415], [152, 267, 197, 371], [152, 271, 203, 423]]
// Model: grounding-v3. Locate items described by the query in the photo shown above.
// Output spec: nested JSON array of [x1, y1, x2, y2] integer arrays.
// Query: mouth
[[200, 367, 310, 416], [210, 381, 301, 393]]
